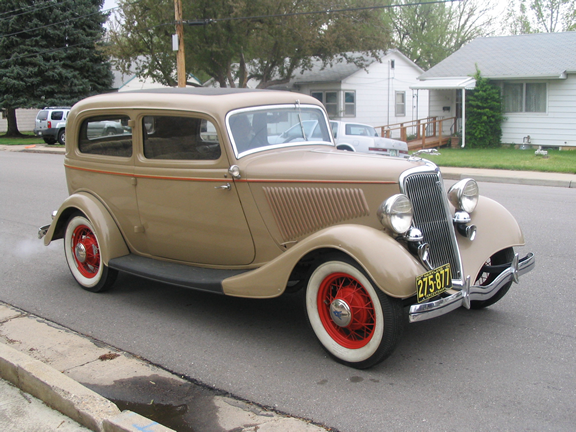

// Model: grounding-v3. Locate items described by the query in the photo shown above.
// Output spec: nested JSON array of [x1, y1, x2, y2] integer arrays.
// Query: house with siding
[[414, 32, 576, 148], [270, 50, 429, 130]]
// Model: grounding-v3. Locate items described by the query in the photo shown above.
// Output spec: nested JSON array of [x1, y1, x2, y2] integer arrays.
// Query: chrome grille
[[402, 171, 462, 279]]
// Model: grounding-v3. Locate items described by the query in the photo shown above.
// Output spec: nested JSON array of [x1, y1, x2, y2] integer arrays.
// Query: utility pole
[[174, 0, 186, 87]]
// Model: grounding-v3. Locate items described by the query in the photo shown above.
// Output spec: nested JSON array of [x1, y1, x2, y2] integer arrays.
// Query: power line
[[0, 0, 461, 65], [0, 0, 144, 31], [200, 0, 462, 24], [0, 0, 55, 18]]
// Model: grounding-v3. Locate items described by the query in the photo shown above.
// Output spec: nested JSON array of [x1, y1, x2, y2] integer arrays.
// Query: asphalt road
[[1, 151, 575, 431]]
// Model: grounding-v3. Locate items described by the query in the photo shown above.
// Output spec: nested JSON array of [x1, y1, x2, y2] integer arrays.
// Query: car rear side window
[[142, 116, 221, 160], [78, 115, 132, 157], [51, 111, 64, 121]]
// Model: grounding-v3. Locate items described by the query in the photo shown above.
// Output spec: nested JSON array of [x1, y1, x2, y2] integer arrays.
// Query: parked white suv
[[34, 107, 71, 145]]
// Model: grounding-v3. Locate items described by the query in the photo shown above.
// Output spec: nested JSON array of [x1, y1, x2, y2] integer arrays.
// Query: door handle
[[215, 183, 231, 191]]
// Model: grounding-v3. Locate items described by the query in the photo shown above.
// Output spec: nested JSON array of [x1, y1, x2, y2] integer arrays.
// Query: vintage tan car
[[39, 88, 535, 369]]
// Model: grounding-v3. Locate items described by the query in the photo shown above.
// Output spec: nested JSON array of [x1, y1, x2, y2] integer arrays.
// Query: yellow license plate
[[416, 263, 452, 303]]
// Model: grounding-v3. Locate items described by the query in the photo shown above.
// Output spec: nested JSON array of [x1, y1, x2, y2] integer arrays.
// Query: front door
[[134, 113, 255, 266]]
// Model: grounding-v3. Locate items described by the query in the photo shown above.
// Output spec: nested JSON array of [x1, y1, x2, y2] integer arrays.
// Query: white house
[[269, 50, 429, 129], [415, 32, 576, 148]]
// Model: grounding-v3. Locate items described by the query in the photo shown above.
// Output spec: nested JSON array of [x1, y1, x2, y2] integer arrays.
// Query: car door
[[134, 113, 255, 266]]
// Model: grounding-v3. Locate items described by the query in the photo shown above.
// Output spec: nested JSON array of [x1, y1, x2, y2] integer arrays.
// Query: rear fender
[[43, 192, 129, 265], [222, 224, 423, 299]]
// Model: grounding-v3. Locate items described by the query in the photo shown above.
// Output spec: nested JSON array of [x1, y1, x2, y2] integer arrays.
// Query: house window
[[310, 91, 340, 117], [344, 91, 355, 117], [395, 91, 406, 116], [503, 82, 546, 113]]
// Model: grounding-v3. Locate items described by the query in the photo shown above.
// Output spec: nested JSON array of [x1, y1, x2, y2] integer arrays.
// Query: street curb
[[0, 342, 175, 432], [441, 168, 576, 188]]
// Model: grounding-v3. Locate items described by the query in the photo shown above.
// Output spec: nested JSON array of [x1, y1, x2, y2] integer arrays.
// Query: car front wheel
[[305, 254, 404, 369], [64, 214, 117, 293]]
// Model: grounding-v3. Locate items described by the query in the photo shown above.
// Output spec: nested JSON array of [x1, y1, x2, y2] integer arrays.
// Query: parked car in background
[[330, 120, 409, 158], [38, 88, 534, 369], [34, 107, 71, 145], [86, 120, 128, 139]]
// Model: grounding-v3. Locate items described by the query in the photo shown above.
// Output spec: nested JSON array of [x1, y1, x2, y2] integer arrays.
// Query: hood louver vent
[[263, 186, 370, 242]]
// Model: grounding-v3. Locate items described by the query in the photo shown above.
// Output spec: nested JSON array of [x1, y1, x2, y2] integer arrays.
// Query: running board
[[108, 254, 249, 294]]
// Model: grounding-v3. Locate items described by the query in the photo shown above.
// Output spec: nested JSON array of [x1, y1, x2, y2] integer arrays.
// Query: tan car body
[[43, 89, 525, 299]]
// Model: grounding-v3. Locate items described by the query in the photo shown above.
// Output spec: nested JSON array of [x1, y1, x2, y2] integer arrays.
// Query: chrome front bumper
[[409, 253, 535, 323]]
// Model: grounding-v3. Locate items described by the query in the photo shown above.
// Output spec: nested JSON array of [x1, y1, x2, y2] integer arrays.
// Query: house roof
[[272, 50, 423, 89], [419, 32, 576, 81]]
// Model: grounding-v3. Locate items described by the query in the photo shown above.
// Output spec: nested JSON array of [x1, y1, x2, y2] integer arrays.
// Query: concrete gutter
[[0, 303, 328, 432], [0, 342, 173, 432]]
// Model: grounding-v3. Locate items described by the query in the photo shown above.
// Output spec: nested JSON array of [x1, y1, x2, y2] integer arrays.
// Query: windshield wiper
[[295, 100, 307, 141]]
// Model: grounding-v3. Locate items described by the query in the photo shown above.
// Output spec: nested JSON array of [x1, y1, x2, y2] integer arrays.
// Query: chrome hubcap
[[75, 243, 87, 263], [330, 299, 352, 327]]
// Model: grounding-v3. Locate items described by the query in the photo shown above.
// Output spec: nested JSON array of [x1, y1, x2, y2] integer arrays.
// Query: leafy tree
[[503, 0, 576, 33], [385, 0, 496, 70], [465, 68, 504, 148], [106, 0, 389, 88], [0, 0, 113, 137]]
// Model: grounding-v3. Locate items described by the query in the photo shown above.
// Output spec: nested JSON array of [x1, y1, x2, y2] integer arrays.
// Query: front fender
[[222, 224, 424, 299], [43, 192, 129, 265], [459, 196, 525, 281]]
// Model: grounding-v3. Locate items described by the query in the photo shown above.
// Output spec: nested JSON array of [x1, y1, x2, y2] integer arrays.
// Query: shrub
[[465, 67, 505, 148]]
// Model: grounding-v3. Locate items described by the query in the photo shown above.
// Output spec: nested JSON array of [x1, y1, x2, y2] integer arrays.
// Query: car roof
[[70, 88, 326, 122]]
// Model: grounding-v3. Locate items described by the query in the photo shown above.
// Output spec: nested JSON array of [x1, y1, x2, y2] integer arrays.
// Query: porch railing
[[376, 117, 457, 148]]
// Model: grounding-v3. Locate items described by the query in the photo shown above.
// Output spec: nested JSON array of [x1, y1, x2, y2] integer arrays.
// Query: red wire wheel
[[317, 272, 376, 349], [70, 224, 101, 278], [64, 214, 118, 292]]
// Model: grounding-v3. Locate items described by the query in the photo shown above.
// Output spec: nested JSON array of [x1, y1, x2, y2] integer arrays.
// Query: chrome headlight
[[448, 179, 479, 213], [377, 194, 413, 235]]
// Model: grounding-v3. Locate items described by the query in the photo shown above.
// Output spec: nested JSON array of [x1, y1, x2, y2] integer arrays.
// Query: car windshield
[[228, 105, 333, 157]]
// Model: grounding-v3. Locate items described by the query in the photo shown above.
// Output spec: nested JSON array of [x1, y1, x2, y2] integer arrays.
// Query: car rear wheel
[[470, 247, 515, 309], [305, 254, 404, 369], [64, 214, 117, 293], [57, 129, 66, 145]]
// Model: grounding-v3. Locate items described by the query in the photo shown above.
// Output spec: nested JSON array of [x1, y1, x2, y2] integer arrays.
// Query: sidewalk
[[0, 303, 327, 432], [2, 143, 575, 188]]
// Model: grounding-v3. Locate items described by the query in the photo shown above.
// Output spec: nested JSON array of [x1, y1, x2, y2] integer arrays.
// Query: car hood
[[239, 146, 423, 182]]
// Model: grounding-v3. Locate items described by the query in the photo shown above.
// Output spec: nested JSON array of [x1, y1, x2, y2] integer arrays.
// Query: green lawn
[[426, 146, 576, 174], [0, 132, 45, 146]]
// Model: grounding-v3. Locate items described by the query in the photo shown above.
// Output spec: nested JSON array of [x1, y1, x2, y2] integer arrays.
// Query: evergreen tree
[[465, 68, 505, 149], [0, 0, 112, 136]]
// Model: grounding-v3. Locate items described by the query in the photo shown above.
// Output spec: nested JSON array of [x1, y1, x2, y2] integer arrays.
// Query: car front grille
[[402, 170, 462, 280]]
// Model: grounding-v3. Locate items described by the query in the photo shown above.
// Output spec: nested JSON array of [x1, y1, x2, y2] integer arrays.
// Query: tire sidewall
[[58, 129, 65, 145], [306, 260, 385, 364], [64, 215, 103, 289]]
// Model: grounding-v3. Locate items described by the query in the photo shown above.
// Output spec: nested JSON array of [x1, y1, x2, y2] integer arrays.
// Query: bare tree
[[503, 0, 576, 34], [386, 0, 497, 70]]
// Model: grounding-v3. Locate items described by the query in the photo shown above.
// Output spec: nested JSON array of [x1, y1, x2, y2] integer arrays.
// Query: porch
[[375, 117, 458, 151]]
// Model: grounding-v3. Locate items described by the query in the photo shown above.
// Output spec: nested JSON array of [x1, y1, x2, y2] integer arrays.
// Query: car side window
[[51, 111, 64, 121], [78, 115, 132, 157], [142, 116, 221, 160]]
